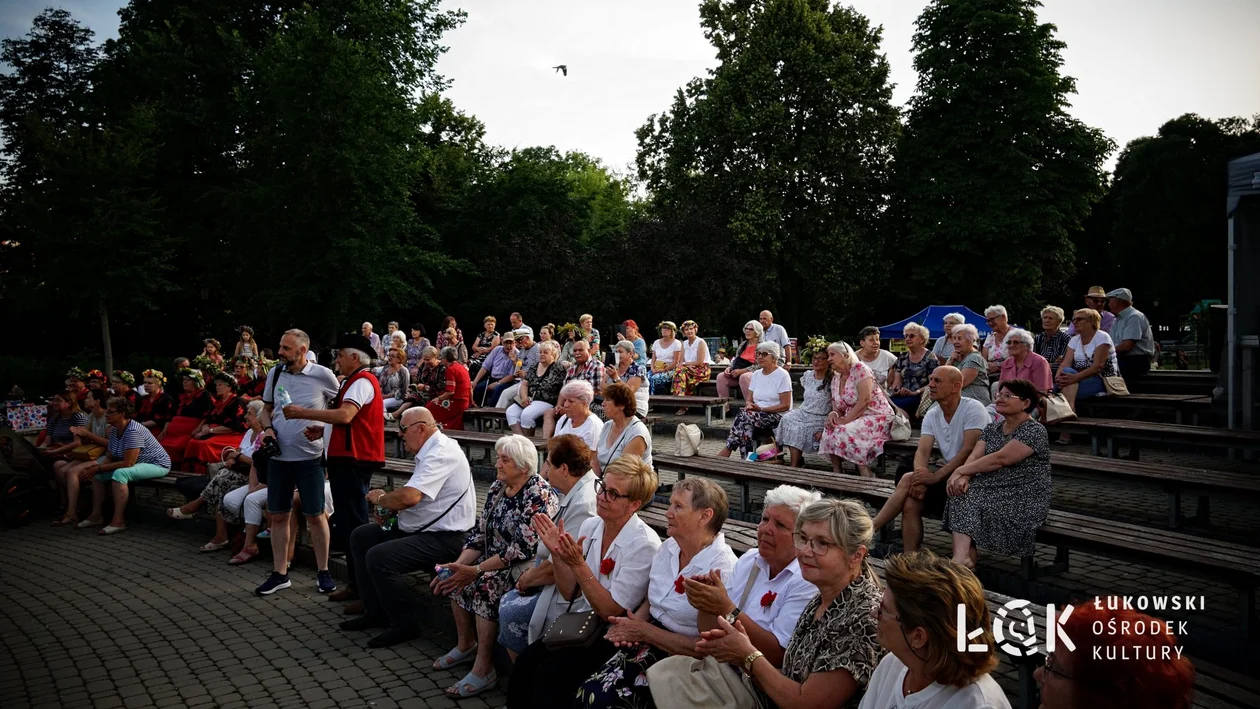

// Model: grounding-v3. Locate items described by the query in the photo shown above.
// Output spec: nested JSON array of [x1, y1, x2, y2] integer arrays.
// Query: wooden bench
[[652, 454, 1260, 636], [647, 395, 728, 425], [1053, 418, 1260, 459], [1076, 393, 1213, 425], [463, 407, 507, 432]]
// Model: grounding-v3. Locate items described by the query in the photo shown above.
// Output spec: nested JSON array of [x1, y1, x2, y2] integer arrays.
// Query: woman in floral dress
[[468, 316, 501, 375], [430, 435, 558, 698], [818, 342, 893, 478], [776, 340, 833, 466]]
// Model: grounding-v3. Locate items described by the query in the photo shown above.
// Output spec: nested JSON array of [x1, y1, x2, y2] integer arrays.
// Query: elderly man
[[564, 339, 605, 393], [1068, 286, 1117, 336], [362, 322, 384, 359], [255, 329, 341, 596], [469, 334, 519, 406], [1107, 288, 1156, 383], [758, 310, 792, 363], [493, 330, 541, 408], [870, 366, 989, 552], [338, 407, 475, 647], [282, 333, 386, 557], [508, 312, 533, 339]]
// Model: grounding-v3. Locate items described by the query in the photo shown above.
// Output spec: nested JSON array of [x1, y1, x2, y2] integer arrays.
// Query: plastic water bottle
[[745, 452, 758, 462], [275, 385, 292, 409], [377, 505, 397, 531], [434, 564, 455, 582]]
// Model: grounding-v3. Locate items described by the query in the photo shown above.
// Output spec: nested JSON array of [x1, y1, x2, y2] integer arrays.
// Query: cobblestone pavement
[[0, 522, 506, 709]]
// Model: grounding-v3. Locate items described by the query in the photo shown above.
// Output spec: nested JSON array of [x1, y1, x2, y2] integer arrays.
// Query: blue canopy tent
[[878, 306, 992, 340]]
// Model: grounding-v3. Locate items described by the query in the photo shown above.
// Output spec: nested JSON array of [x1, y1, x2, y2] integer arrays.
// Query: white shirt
[[724, 551, 816, 649], [397, 432, 477, 533], [556, 414, 604, 451], [682, 337, 712, 365], [649, 534, 738, 634], [749, 367, 793, 410], [572, 514, 661, 615], [921, 398, 990, 461], [652, 339, 682, 364], [597, 418, 653, 470], [513, 323, 534, 339], [1068, 331, 1119, 375], [341, 377, 376, 407], [983, 328, 1025, 364], [860, 349, 899, 387], [859, 654, 1011, 709], [238, 428, 262, 457]]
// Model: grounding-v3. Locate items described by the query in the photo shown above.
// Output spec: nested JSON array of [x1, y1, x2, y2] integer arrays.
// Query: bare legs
[[870, 476, 929, 552], [448, 602, 498, 684], [951, 533, 978, 569], [786, 446, 803, 468], [84, 480, 131, 528]]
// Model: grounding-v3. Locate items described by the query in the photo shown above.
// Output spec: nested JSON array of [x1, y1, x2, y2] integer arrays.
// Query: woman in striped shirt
[[76, 397, 172, 535]]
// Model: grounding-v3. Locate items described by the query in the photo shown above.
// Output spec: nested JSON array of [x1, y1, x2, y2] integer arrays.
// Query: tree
[[893, 0, 1114, 319], [635, 0, 901, 333]]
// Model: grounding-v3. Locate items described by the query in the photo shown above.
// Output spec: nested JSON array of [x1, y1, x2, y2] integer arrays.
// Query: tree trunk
[[99, 296, 114, 375]]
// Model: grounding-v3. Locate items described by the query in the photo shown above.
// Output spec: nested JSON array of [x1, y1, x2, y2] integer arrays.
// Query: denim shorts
[[266, 457, 327, 516]]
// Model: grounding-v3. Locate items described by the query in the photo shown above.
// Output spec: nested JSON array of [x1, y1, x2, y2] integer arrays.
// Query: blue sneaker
[[255, 572, 291, 596], [317, 570, 337, 594], [257, 529, 270, 539]]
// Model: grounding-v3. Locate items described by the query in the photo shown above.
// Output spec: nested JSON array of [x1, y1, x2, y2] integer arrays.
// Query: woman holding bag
[[506, 454, 661, 707], [50, 389, 111, 526]]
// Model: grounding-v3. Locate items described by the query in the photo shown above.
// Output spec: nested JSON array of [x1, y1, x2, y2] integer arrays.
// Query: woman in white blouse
[[549, 380, 604, 449], [575, 477, 737, 708], [594, 382, 653, 474], [648, 321, 683, 394], [856, 326, 898, 390], [507, 455, 662, 707]]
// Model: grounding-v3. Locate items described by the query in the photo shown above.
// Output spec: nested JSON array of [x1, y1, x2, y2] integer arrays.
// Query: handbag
[[70, 445, 106, 462], [675, 423, 702, 457], [915, 389, 934, 419], [882, 389, 911, 441], [1103, 376, 1130, 397], [1044, 393, 1077, 423], [542, 540, 608, 649]]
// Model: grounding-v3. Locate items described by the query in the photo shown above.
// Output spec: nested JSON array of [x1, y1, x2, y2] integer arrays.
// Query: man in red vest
[[284, 333, 385, 561]]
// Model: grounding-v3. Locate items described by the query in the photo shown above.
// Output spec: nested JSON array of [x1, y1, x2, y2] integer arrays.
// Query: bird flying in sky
[[553, 65, 568, 76]]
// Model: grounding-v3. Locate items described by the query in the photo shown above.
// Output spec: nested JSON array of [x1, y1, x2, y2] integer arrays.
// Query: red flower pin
[[760, 591, 777, 608], [674, 575, 685, 594], [600, 558, 615, 576]]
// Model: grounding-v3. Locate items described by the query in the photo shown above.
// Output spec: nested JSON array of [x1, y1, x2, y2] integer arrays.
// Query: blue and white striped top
[[107, 419, 171, 469], [46, 411, 87, 445]]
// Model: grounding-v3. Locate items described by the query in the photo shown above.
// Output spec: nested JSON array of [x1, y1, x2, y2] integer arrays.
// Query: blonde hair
[[603, 455, 660, 507], [827, 341, 859, 366], [537, 340, 560, 357], [795, 498, 879, 586], [1073, 307, 1101, 330], [903, 322, 930, 340]]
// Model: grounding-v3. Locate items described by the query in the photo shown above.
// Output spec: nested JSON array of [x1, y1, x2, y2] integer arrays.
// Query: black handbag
[[542, 541, 608, 649]]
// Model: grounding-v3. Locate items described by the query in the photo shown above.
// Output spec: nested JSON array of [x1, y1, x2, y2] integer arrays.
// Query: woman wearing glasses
[[944, 379, 1051, 570], [507, 454, 662, 706], [859, 550, 1009, 708], [717, 342, 793, 459], [1052, 309, 1119, 437], [655, 498, 882, 709]]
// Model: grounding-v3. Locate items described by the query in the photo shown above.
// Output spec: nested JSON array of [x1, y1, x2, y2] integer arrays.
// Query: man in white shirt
[[509, 311, 533, 339], [758, 310, 792, 363], [339, 407, 475, 647], [362, 322, 384, 359], [871, 366, 989, 552]]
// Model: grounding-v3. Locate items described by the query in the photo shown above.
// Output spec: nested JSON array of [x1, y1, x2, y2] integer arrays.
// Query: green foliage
[[892, 0, 1114, 318]]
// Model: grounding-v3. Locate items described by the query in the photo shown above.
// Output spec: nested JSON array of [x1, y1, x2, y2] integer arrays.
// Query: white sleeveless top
[[682, 337, 712, 364], [652, 339, 682, 363]]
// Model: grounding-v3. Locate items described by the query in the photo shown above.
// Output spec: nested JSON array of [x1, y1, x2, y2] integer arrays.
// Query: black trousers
[[327, 465, 374, 552], [1117, 354, 1151, 383], [506, 637, 619, 709], [348, 523, 466, 631]]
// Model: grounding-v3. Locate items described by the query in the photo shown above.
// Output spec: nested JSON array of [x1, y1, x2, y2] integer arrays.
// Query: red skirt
[[161, 415, 201, 465], [427, 400, 467, 431], [184, 432, 242, 466]]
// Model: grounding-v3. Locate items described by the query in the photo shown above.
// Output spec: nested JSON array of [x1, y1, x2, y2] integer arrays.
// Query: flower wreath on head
[[66, 366, 88, 381], [258, 358, 279, 375], [203, 338, 222, 351], [112, 370, 136, 386], [657, 320, 677, 335], [237, 325, 254, 337], [800, 336, 831, 362], [179, 368, 205, 388], [231, 355, 257, 369], [141, 369, 166, 385], [680, 320, 699, 332], [85, 369, 106, 381], [192, 354, 224, 376], [555, 322, 583, 341]]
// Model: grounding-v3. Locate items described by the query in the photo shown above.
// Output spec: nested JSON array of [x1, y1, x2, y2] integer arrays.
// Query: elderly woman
[[469, 316, 501, 374], [932, 313, 965, 365], [231, 357, 265, 399], [1000, 329, 1053, 395], [682, 485, 822, 667], [109, 371, 138, 408], [49, 389, 111, 526], [594, 382, 653, 474], [777, 339, 833, 467], [718, 342, 793, 458], [183, 372, 247, 472], [579, 313, 601, 358], [426, 346, 472, 430], [576, 478, 737, 708], [435, 316, 463, 350], [135, 370, 175, 432], [508, 454, 662, 706], [507, 340, 565, 436], [947, 325, 991, 405], [648, 321, 683, 394], [981, 305, 1015, 374], [605, 339, 650, 417], [1035, 306, 1070, 368], [404, 324, 431, 374], [443, 327, 469, 364], [888, 322, 937, 412], [374, 347, 411, 412], [622, 319, 648, 363], [856, 326, 898, 391], [496, 435, 599, 660], [716, 320, 763, 403], [550, 380, 604, 447], [819, 342, 894, 478], [76, 397, 172, 534], [1054, 308, 1119, 422], [429, 434, 558, 697], [665, 498, 882, 709], [167, 399, 266, 549], [944, 378, 1052, 569], [671, 321, 713, 411], [860, 551, 1009, 708], [1036, 597, 1194, 709], [157, 369, 213, 466]]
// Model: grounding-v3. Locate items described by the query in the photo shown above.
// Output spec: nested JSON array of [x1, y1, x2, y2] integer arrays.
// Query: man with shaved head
[[758, 310, 792, 363], [871, 366, 990, 552], [337, 406, 476, 647]]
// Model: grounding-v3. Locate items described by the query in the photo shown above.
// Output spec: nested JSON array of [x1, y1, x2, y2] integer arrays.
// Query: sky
[[3, 0, 1258, 174]]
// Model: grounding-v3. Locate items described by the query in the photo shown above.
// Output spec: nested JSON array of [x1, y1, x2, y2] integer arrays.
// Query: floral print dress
[[817, 361, 893, 466], [454, 474, 557, 621]]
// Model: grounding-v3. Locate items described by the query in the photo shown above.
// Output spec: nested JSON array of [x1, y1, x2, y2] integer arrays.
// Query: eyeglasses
[[792, 533, 836, 555], [874, 602, 901, 624], [594, 478, 629, 503], [1042, 653, 1074, 681], [398, 420, 433, 433], [1071, 316, 1088, 322], [994, 392, 1026, 402]]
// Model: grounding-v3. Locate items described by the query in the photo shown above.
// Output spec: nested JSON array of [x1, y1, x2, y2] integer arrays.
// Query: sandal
[[51, 516, 78, 527], [75, 518, 103, 529], [200, 540, 231, 553], [228, 549, 259, 565], [98, 525, 126, 535], [432, 644, 477, 670], [167, 507, 195, 520], [446, 670, 496, 698], [675, 408, 689, 416]]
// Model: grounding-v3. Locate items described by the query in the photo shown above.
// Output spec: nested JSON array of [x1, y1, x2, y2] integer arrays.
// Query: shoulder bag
[[1043, 393, 1077, 423], [675, 423, 702, 457], [542, 540, 608, 649]]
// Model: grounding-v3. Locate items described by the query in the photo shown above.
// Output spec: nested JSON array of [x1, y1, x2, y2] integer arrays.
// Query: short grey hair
[[284, 328, 310, 348], [1040, 305, 1065, 324], [1009, 328, 1034, 347], [614, 339, 636, 355], [762, 485, 822, 516], [827, 341, 859, 366], [440, 346, 459, 363], [494, 434, 538, 477], [343, 348, 372, 366], [537, 340, 560, 357], [903, 322, 930, 340], [559, 379, 595, 405], [245, 399, 266, 418], [755, 341, 781, 360], [743, 320, 765, 339], [390, 331, 406, 347], [984, 305, 1007, 318], [953, 324, 979, 343], [796, 498, 878, 586], [943, 312, 965, 326], [421, 346, 439, 360]]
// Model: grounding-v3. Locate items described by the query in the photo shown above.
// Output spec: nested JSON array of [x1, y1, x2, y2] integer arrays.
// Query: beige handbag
[[1044, 393, 1077, 423], [1103, 376, 1130, 397], [675, 423, 702, 457], [914, 390, 934, 419]]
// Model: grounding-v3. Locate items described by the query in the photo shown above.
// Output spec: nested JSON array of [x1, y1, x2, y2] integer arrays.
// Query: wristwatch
[[723, 607, 742, 625], [743, 650, 764, 673]]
